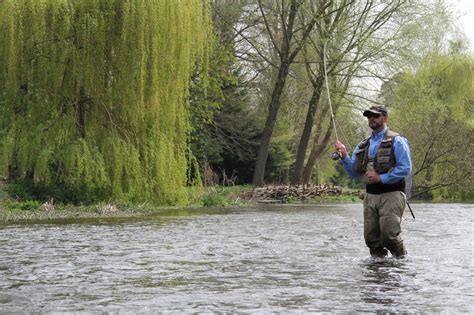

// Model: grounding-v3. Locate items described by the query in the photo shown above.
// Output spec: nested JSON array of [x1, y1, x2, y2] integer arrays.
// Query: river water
[[0, 203, 472, 313]]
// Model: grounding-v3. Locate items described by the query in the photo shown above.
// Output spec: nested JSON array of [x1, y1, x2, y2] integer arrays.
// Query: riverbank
[[0, 185, 362, 224]]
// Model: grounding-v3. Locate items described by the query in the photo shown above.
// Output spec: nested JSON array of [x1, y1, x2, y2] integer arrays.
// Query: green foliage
[[201, 185, 251, 207], [265, 136, 293, 183], [5, 179, 105, 204], [0, 0, 210, 204], [201, 189, 228, 207], [211, 93, 263, 183], [187, 20, 264, 184], [388, 54, 474, 200], [2, 199, 41, 211], [188, 32, 236, 165]]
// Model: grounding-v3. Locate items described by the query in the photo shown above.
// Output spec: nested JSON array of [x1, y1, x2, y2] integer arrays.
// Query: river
[[0, 203, 472, 313]]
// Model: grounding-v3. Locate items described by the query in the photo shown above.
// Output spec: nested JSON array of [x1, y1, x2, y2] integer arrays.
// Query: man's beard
[[369, 121, 382, 130]]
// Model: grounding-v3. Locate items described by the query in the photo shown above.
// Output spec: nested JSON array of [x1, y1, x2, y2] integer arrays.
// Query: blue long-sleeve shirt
[[341, 127, 412, 184]]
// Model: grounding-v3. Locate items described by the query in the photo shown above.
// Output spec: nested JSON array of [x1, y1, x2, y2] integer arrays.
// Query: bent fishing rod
[[322, 43, 342, 161]]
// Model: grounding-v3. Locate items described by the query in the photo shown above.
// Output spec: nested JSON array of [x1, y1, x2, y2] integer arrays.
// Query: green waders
[[362, 158, 407, 258], [363, 191, 407, 258]]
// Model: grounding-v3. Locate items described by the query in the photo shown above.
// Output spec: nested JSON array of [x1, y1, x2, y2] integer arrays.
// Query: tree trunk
[[252, 63, 290, 186], [251, 0, 317, 186], [291, 74, 324, 185]]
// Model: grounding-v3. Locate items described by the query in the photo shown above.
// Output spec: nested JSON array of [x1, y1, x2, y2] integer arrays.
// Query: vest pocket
[[380, 140, 392, 148], [355, 148, 367, 173], [375, 155, 392, 173]]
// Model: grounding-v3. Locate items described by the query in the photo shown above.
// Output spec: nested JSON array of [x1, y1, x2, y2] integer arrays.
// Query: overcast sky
[[449, 0, 474, 53]]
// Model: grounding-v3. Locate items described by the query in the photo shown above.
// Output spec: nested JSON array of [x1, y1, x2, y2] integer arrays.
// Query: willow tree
[[0, 0, 210, 204]]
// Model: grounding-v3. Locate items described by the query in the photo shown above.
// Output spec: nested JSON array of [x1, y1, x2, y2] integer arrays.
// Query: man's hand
[[335, 140, 348, 159], [365, 170, 381, 183]]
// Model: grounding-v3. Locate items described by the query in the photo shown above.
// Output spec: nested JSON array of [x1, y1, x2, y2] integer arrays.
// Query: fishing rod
[[323, 43, 339, 142], [322, 43, 343, 161]]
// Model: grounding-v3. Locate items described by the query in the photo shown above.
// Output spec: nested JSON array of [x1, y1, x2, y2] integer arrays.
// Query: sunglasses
[[366, 113, 382, 119]]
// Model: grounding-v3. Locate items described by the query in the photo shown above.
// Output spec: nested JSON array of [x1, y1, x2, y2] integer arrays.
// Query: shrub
[[202, 189, 228, 207]]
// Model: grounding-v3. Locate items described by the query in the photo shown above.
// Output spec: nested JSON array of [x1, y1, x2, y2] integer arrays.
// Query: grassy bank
[[0, 184, 361, 224]]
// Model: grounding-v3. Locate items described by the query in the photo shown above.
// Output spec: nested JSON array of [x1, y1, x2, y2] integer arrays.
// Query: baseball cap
[[363, 106, 388, 117]]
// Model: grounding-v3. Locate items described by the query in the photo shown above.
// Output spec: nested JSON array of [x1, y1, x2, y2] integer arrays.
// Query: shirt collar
[[371, 127, 388, 140]]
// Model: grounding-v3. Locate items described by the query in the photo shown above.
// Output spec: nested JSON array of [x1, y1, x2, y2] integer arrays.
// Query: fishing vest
[[354, 129, 405, 194]]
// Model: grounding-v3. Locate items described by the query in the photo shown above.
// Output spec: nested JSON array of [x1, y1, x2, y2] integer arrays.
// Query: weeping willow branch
[[0, 0, 210, 205]]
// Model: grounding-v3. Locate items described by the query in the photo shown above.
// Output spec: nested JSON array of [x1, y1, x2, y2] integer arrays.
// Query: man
[[335, 106, 412, 258]]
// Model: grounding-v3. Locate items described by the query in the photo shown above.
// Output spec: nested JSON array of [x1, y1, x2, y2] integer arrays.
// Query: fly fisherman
[[335, 106, 412, 258]]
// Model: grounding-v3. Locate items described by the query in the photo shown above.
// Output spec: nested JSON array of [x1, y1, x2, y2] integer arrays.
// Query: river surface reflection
[[0, 203, 472, 313]]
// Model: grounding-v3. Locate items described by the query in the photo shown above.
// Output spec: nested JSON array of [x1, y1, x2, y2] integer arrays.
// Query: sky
[[449, 0, 474, 53]]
